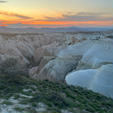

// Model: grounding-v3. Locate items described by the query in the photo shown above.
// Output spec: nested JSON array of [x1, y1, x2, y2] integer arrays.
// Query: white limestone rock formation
[[65, 64, 113, 98], [37, 40, 95, 81], [65, 37, 113, 98], [38, 55, 81, 81], [81, 39, 113, 68], [38, 36, 113, 82], [36, 32, 113, 98]]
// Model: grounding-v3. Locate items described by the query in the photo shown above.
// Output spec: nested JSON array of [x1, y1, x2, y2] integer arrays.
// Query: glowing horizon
[[0, 0, 113, 28]]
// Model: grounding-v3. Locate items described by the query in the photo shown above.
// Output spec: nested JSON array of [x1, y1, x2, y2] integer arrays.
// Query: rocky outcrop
[[0, 31, 111, 68], [36, 40, 98, 81], [80, 39, 113, 68], [65, 38, 113, 98], [37, 40, 96, 81], [33, 31, 113, 98], [0, 30, 113, 98], [66, 64, 113, 98], [37, 55, 81, 81], [0, 33, 67, 68]]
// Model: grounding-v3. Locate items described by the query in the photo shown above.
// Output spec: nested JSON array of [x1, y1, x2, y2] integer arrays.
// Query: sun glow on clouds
[[0, 12, 113, 28], [1, 20, 112, 28], [0, 0, 113, 28]]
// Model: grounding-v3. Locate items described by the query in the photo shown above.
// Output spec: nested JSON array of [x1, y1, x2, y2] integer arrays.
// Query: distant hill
[[0, 26, 113, 33]]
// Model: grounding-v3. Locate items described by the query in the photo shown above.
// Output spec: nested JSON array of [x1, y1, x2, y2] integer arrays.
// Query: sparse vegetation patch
[[0, 74, 113, 113]]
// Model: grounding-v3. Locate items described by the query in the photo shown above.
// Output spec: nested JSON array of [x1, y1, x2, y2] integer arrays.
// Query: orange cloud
[[1, 19, 113, 28], [0, 11, 113, 28]]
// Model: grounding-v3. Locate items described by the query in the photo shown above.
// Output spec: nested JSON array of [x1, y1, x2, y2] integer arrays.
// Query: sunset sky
[[0, 0, 113, 28]]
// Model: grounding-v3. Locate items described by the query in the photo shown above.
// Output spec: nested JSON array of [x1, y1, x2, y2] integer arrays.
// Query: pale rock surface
[[66, 69, 97, 88], [66, 64, 113, 98], [38, 55, 81, 81], [29, 66, 39, 79], [37, 34, 113, 82], [37, 40, 95, 81], [58, 40, 95, 58], [81, 39, 113, 68], [35, 32, 113, 98], [34, 42, 65, 64], [34, 47, 52, 64], [0, 33, 67, 68]]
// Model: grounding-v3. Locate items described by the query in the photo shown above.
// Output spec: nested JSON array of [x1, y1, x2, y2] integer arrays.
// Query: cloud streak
[[0, 11, 33, 19], [44, 12, 113, 22], [0, 1, 7, 3]]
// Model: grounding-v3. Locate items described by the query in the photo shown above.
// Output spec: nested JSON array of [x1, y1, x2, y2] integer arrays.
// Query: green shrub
[[0, 73, 113, 113]]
